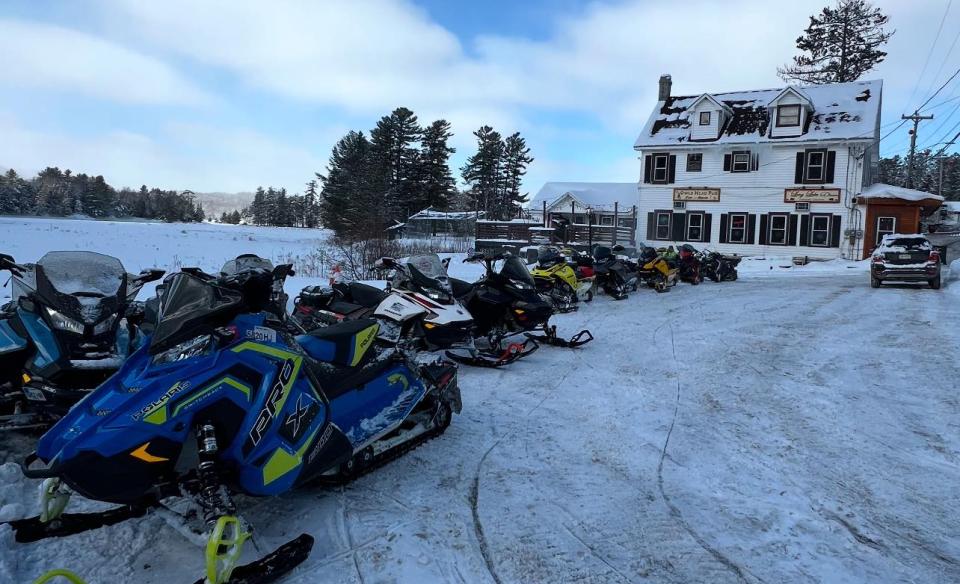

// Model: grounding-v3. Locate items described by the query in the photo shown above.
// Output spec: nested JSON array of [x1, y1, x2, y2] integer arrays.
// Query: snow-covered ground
[[1, 218, 958, 583]]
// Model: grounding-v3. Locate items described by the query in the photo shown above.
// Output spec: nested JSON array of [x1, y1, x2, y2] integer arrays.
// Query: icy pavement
[[2, 272, 959, 583]]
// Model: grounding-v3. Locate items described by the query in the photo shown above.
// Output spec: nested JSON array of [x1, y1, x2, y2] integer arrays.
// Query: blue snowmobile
[[8, 261, 461, 584], [0, 252, 164, 431]]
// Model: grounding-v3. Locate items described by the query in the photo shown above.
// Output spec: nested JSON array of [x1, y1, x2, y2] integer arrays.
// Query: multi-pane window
[[732, 151, 750, 173], [876, 216, 896, 245], [686, 153, 702, 172], [768, 214, 788, 245], [805, 150, 826, 182], [652, 154, 669, 183], [777, 104, 801, 127], [811, 215, 831, 246], [729, 213, 747, 243], [687, 213, 704, 241], [699, 111, 711, 126], [600, 215, 613, 226], [655, 212, 671, 240]]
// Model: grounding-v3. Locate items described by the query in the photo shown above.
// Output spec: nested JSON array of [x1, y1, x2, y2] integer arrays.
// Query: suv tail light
[[928, 250, 940, 264]]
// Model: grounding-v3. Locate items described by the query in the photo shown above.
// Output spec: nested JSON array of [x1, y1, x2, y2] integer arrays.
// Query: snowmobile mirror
[[136, 268, 166, 284], [375, 257, 398, 269]]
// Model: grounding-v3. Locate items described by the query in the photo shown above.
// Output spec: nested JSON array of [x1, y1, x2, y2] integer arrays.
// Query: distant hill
[[194, 191, 254, 218]]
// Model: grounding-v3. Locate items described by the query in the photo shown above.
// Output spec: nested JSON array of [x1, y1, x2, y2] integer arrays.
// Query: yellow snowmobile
[[636, 245, 679, 293], [530, 247, 596, 312]]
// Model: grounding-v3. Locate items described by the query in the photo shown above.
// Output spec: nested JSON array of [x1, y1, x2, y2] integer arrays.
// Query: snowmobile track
[[655, 322, 764, 584]]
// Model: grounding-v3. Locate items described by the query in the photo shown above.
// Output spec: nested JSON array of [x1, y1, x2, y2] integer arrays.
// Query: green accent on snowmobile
[[350, 323, 378, 366], [33, 569, 86, 584], [262, 426, 321, 485], [387, 372, 409, 391], [230, 341, 303, 414], [206, 515, 251, 584], [171, 377, 252, 418]]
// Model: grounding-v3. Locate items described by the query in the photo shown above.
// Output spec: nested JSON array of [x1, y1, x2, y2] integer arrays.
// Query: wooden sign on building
[[783, 188, 841, 203], [673, 188, 720, 202]]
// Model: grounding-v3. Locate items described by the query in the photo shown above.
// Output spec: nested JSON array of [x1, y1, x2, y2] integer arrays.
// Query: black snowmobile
[[446, 252, 592, 367], [591, 245, 637, 300], [0, 251, 164, 431], [700, 250, 741, 282]]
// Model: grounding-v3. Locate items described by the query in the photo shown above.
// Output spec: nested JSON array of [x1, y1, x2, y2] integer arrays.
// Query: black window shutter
[[667, 155, 677, 184], [643, 156, 652, 183], [747, 214, 757, 244], [830, 215, 842, 247], [825, 151, 836, 183], [646, 212, 655, 241], [758, 214, 768, 245], [788, 214, 798, 246], [795, 152, 805, 184], [702, 213, 712, 243], [751, 152, 759, 171], [799, 215, 810, 246], [719, 214, 728, 243], [671, 212, 685, 241], [723, 154, 732, 172]]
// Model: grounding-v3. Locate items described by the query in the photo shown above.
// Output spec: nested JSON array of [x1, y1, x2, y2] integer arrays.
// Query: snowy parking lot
[[3, 257, 958, 583]]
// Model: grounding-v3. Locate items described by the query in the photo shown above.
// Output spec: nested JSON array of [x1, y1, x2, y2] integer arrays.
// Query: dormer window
[[699, 111, 711, 126], [776, 104, 801, 127]]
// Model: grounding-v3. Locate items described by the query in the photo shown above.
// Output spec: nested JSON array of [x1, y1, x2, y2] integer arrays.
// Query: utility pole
[[902, 111, 934, 188]]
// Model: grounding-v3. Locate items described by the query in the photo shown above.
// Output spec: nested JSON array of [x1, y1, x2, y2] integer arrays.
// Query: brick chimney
[[658, 74, 672, 101]]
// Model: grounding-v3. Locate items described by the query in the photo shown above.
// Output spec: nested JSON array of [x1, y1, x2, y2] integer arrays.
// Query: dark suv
[[870, 234, 941, 289]]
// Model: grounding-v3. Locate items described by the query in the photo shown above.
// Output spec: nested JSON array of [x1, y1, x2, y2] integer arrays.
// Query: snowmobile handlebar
[[0, 253, 25, 277]]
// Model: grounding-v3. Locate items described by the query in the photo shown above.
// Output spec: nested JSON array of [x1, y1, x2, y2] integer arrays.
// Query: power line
[[907, 0, 953, 108], [923, 7, 960, 101], [916, 66, 960, 111]]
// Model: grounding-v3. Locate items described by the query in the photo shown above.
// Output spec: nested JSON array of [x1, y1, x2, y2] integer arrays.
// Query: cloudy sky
[[0, 0, 957, 195]]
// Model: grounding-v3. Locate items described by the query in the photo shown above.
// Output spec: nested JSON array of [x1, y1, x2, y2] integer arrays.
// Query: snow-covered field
[[1, 217, 959, 583]]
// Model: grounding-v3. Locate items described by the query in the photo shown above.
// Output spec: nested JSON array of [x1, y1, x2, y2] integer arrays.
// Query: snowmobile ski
[[7, 504, 150, 543], [525, 325, 593, 349], [445, 338, 538, 368], [190, 533, 314, 584]]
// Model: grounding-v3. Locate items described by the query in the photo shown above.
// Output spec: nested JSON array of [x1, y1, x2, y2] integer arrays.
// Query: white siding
[[690, 106, 721, 141], [769, 93, 807, 139], [637, 142, 870, 259]]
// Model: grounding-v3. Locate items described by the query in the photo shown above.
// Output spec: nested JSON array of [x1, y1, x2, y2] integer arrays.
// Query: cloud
[[0, 19, 212, 106], [0, 112, 334, 192]]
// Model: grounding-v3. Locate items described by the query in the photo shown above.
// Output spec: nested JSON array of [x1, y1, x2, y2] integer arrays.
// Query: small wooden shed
[[856, 184, 944, 258]]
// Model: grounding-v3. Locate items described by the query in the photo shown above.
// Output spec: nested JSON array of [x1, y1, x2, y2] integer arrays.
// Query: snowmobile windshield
[[538, 248, 563, 267], [151, 273, 243, 353], [36, 251, 126, 324], [38, 251, 125, 297], [407, 254, 453, 295], [499, 257, 535, 286], [221, 255, 274, 276]]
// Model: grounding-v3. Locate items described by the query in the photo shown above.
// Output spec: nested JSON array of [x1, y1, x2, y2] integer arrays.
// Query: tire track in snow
[[469, 362, 579, 584], [654, 319, 764, 584]]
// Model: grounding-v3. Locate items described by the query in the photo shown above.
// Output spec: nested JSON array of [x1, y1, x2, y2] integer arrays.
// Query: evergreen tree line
[[317, 107, 533, 240], [878, 152, 960, 200], [241, 182, 320, 228], [0, 167, 204, 222]]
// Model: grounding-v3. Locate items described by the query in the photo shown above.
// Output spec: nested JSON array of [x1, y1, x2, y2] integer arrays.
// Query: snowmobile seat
[[449, 278, 475, 299], [338, 282, 387, 309], [296, 318, 379, 368]]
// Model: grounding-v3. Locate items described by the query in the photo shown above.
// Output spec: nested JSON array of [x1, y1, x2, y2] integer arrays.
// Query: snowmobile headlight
[[45, 307, 85, 334], [510, 280, 533, 290], [151, 335, 213, 365], [93, 314, 118, 335]]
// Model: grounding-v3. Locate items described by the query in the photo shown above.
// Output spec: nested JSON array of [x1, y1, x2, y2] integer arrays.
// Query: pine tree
[[303, 179, 319, 228], [779, 0, 893, 84], [461, 126, 504, 218], [419, 119, 458, 211], [370, 107, 422, 221], [319, 130, 379, 238], [500, 133, 534, 219], [251, 187, 267, 226]]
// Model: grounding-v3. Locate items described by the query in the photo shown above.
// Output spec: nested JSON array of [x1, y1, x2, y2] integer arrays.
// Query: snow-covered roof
[[634, 79, 882, 148], [529, 182, 638, 210], [407, 208, 481, 220], [859, 183, 944, 202]]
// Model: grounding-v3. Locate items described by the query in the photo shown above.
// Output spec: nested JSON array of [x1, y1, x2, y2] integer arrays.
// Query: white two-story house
[[634, 75, 883, 259]]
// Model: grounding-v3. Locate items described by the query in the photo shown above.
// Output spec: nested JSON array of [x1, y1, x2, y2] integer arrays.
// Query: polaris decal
[[133, 381, 191, 421], [305, 423, 335, 466], [247, 359, 295, 449]]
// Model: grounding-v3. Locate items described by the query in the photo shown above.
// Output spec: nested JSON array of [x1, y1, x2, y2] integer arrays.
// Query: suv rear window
[[883, 237, 930, 251]]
